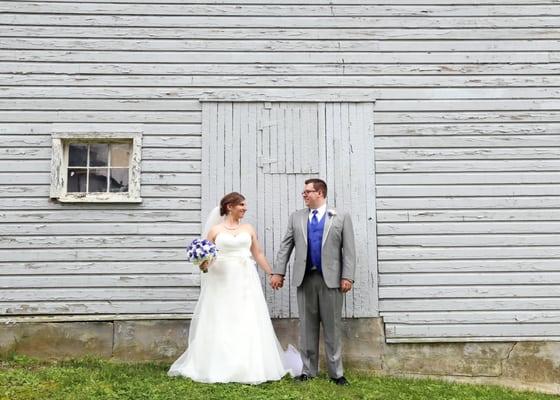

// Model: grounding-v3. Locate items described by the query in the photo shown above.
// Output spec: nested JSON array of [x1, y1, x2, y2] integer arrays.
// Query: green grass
[[0, 355, 557, 400]]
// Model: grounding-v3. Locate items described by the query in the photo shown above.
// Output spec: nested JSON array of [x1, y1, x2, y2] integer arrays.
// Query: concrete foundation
[[1, 318, 559, 394]]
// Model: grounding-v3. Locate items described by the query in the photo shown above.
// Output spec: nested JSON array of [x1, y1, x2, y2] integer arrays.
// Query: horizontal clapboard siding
[[376, 114, 560, 341], [376, 63, 560, 344], [0, 124, 202, 316], [1, 0, 559, 341], [1, 118, 202, 316]]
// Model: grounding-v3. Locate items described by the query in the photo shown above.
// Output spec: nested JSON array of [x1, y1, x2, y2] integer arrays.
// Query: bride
[[168, 192, 299, 384]]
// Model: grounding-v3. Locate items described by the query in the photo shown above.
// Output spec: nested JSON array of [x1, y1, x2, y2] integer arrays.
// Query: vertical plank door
[[202, 101, 377, 318]]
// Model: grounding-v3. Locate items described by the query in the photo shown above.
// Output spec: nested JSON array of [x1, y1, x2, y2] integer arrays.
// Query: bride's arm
[[206, 225, 219, 242], [248, 225, 273, 275], [199, 226, 220, 271]]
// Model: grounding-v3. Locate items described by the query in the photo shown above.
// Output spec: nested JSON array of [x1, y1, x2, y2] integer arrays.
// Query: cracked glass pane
[[110, 168, 129, 192]]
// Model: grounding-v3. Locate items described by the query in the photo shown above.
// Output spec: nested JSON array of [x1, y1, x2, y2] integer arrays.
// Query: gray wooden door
[[202, 101, 377, 318]]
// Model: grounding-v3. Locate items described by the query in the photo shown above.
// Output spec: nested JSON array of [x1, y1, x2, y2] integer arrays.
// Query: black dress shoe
[[294, 374, 312, 382], [330, 376, 350, 386]]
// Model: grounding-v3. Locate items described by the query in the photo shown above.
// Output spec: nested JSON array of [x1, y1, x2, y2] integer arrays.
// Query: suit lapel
[[300, 209, 309, 243], [322, 210, 334, 248]]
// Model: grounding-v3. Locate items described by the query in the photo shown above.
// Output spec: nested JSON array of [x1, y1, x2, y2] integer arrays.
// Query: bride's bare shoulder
[[241, 223, 256, 234]]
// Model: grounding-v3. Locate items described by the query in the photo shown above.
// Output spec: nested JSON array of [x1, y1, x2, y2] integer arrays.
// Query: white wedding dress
[[168, 231, 298, 384]]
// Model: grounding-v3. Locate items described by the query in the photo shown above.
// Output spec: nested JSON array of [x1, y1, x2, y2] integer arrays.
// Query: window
[[67, 142, 130, 193], [50, 132, 142, 203]]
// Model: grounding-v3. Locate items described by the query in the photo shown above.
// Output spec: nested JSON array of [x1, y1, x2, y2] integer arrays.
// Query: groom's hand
[[270, 274, 284, 290], [340, 279, 353, 293]]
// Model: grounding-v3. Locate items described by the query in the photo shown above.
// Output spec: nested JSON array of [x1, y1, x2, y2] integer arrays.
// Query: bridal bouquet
[[186, 238, 217, 273]]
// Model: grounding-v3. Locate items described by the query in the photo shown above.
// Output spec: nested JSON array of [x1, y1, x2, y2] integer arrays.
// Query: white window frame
[[50, 132, 142, 203]]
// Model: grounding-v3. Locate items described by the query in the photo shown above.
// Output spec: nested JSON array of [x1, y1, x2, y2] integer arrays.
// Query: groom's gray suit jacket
[[274, 208, 356, 288]]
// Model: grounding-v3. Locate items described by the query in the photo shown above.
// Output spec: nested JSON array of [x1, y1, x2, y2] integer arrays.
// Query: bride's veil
[[197, 206, 223, 288], [202, 206, 224, 238]]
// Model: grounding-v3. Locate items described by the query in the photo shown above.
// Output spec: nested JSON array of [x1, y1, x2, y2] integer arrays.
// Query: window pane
[[90, 144, 109, 167], [68, 144, 88, 167], [110, 168, 129, 192], [111, 143, 131, 167], [67, 169, 87, 193], [88, 168, 108, 192]]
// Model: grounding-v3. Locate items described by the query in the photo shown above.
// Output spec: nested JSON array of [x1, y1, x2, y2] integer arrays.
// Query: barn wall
[[1, 0, 559, 340]]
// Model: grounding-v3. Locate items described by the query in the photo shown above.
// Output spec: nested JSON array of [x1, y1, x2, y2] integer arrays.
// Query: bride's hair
[[220, 192, 246, 216]]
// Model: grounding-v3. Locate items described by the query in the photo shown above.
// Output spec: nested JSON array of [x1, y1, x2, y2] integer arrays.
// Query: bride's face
[[227, 201, 247, 220]]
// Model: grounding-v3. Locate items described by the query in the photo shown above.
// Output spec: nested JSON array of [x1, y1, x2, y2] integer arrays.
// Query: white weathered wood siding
[[1, 1, 559, 341], [0, 120, 202, 316]]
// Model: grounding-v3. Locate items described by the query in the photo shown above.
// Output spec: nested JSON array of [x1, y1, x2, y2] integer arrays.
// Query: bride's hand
[[270, 274, 284, 290], [200, 260, 209, 273]]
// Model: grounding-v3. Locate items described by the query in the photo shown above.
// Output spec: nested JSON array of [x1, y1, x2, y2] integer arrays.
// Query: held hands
[[340, 279, 353, 293], [269, 275, 352, 292], [269, 274, 284, 290]]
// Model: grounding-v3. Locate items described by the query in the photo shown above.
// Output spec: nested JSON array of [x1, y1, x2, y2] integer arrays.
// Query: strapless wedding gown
[[168, 231, 295, 384]]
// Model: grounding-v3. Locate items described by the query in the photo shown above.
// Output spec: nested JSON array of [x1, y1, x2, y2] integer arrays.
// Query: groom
[[271, 178, 356, 385]]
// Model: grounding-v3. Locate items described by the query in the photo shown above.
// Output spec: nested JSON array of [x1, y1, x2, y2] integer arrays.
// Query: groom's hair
[[305, 178, 327, 198], [220, 192, 246, 216]]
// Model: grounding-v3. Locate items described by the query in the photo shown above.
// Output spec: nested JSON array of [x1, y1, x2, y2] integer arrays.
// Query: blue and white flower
[[186, 238, 218, 273]]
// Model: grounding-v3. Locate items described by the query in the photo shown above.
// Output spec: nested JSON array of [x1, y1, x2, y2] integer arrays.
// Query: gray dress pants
[[296, 270, 344, 378]]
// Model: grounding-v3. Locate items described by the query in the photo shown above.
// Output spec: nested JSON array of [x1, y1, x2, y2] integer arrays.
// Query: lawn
[[0, 356, 557, 400]]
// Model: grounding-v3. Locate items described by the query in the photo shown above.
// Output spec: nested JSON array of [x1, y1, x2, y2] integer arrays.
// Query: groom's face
[[302, 183, 324, 209]]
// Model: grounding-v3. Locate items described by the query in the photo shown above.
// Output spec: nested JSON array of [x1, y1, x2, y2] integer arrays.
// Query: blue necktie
[[311, 209, 318, 226]]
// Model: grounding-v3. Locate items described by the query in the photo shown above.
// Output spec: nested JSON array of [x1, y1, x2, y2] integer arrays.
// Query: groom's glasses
[[301, 190, 317, 196]]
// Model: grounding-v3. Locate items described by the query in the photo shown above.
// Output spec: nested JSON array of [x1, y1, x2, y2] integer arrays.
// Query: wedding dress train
[[168, 231, 300, 384]]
